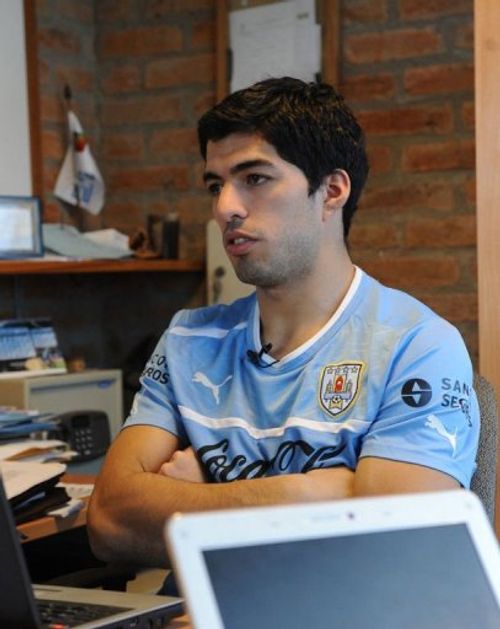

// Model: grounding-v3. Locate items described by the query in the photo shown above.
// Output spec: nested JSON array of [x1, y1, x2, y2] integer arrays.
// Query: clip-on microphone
[[246, 343, 279, 368]]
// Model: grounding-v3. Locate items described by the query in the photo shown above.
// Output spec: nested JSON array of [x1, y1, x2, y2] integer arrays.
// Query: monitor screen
[[203, 524, 500, 629]]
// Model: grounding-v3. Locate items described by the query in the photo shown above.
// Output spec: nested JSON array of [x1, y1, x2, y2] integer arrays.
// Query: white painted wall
[[0, 0, 32, 195]]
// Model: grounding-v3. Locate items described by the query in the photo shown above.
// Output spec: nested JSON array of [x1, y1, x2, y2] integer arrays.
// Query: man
[[88, 77, 478, 568]]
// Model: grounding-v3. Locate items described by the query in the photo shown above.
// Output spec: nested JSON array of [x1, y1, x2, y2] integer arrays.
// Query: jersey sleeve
[[122, 314, 189, 445], [360, 318, 479, 487]]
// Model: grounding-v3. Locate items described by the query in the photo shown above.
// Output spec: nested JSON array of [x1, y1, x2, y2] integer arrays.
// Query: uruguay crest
[[319, 362, 364, 418]]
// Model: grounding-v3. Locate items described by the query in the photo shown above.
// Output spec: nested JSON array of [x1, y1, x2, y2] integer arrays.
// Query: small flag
[[54, 111, 105, 215]]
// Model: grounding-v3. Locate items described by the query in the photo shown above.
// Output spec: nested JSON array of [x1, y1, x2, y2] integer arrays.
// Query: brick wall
[[36, 0, 216, 252], [30, 0, 477, 365], [0, 0, 206, 385], [36, 0, 97, 224], [96, 0, 215, 257], [341, 0, 476, 362]]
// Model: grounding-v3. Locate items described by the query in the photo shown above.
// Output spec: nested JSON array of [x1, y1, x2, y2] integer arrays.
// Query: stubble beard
[[232, 229, 319, 289]]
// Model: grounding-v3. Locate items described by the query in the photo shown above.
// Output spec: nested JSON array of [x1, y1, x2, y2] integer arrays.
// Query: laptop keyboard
[[38, 598, 130, 628]]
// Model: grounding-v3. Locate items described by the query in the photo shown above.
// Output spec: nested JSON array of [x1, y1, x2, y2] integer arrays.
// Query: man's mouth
[[225, 233, 256, 256]]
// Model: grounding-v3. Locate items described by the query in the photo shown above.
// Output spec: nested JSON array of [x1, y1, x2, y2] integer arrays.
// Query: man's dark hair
[[198, 77, 369, 239]]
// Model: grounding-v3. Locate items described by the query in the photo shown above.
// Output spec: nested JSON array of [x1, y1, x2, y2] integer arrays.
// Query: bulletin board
[[215, 0, 340, 100]]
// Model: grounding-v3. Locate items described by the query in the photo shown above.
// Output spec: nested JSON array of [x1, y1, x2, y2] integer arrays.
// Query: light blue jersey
[[125, 267, 479, 487]]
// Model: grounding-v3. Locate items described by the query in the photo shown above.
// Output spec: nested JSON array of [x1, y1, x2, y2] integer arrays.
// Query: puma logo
[[425, 414, 457, 455], [192, 371, 232, 404]]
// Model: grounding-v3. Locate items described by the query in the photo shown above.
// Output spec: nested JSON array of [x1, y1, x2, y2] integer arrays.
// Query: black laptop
[[0, 475, 182, 628]]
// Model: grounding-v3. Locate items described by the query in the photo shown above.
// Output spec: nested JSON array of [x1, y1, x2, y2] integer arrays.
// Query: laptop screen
[[203, 523, 500, 629]]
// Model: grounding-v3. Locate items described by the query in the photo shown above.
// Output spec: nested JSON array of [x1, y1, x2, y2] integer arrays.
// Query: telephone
[[50, 410, 111, 462]]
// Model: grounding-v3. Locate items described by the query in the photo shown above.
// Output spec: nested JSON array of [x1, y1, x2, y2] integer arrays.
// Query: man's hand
[[158, 447, 206, 483]]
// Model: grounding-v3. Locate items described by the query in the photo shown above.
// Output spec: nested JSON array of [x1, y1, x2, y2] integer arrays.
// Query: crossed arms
[[87, 425, 458, 567]]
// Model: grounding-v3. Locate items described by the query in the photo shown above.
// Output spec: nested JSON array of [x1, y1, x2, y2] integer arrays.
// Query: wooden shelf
[[0, 258, 204, 275]]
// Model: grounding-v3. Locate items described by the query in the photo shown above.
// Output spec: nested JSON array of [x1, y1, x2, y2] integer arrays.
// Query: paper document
[[83, 228, 132, 254], [42, 224, 132, 259], [0, 439, 68, 462], [59, 482, 94, 499], [0, 460, 66, 500], [0, 207, 33, 251], [229, 0, 320, 93]]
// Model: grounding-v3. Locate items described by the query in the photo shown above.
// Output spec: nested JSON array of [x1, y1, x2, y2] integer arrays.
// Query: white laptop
[[166, 490, 500, 629], [0, 475, 183, 628]]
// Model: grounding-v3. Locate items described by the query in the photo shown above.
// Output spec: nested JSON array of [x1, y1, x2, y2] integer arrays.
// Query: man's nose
[[213, 183, 247, 223]]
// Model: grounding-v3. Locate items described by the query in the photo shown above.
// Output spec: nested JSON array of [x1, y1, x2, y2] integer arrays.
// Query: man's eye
[[246, 174, 268, 186], [206, 182, 222, 196]]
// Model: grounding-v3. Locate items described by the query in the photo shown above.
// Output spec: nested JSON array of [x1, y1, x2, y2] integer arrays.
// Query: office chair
[[470, 373, 498, 524]]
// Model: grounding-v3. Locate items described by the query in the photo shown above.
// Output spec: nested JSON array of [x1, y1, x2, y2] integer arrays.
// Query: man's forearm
[[88, 466, 354, 567]]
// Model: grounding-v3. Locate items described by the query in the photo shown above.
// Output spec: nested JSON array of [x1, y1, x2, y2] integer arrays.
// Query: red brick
[[35, 0, 53, 19], [362, 179, 454, 212], [96, 0, 137, 22], [418, 293, 478, 323], [192, 19, 215, 50], [357, 104, 452, 135], [43, 163, 59, 190], [38, 28, 81, 54], [146, 0, 213, 17], [42, 130, 64, 161], [103, 200, 144, 232], [343, 0, 388, 23], [40, 94, 64, 123], [38, 58, 50, 85], [194, 91, 216, 117], [399, 0, 472, 20], [349, 223, 398, 248], [101, 95, 182, 126], [365, 144, 393, 174], [464, 176, 476, 205], [99, 26, 182, 57], [145, 54, 214, 88], [101, 133, 145, 160], [56, 66, 94, 92], [404, 63, 473, 96], [147, 200, 170, 216], [405, 215, 476, 248], [192, 162, 208, 191], [340, 73, 396, 102], [357, 255, 460, 288], [43, 200, 63, 223], [462, 101, 474, 130], [402, 139, 475, 172], [345, 28, 442, 64], [455, 22, 474, 50], [150, 128, 198, 157], [175, 195, 212, 222], [55, 0, 93, 23], [109, 165, 190, 191], [100, 65, 141, 94]]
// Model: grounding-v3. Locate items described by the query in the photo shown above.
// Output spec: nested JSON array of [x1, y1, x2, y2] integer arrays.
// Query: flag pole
[[62, 84, 84, 231], [59, 84, 72, 228]]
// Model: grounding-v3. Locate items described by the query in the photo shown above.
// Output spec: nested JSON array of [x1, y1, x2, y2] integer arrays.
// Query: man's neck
[[256, 254, 355, 360]]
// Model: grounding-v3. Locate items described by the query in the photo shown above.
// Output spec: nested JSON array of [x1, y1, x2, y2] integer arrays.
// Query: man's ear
[[323, 169, 351, 215]]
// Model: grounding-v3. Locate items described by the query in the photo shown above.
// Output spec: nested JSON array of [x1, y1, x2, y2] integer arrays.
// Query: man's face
[[204, 133, 325, 288]]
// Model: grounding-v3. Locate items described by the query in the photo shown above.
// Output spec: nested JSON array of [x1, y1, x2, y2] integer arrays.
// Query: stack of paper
[[0, 460, 70, 523], [42, 224, 132, 259], [0, 439, 76, 464], [0, 407, 57, 439], [0, 460, 66, 501]]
